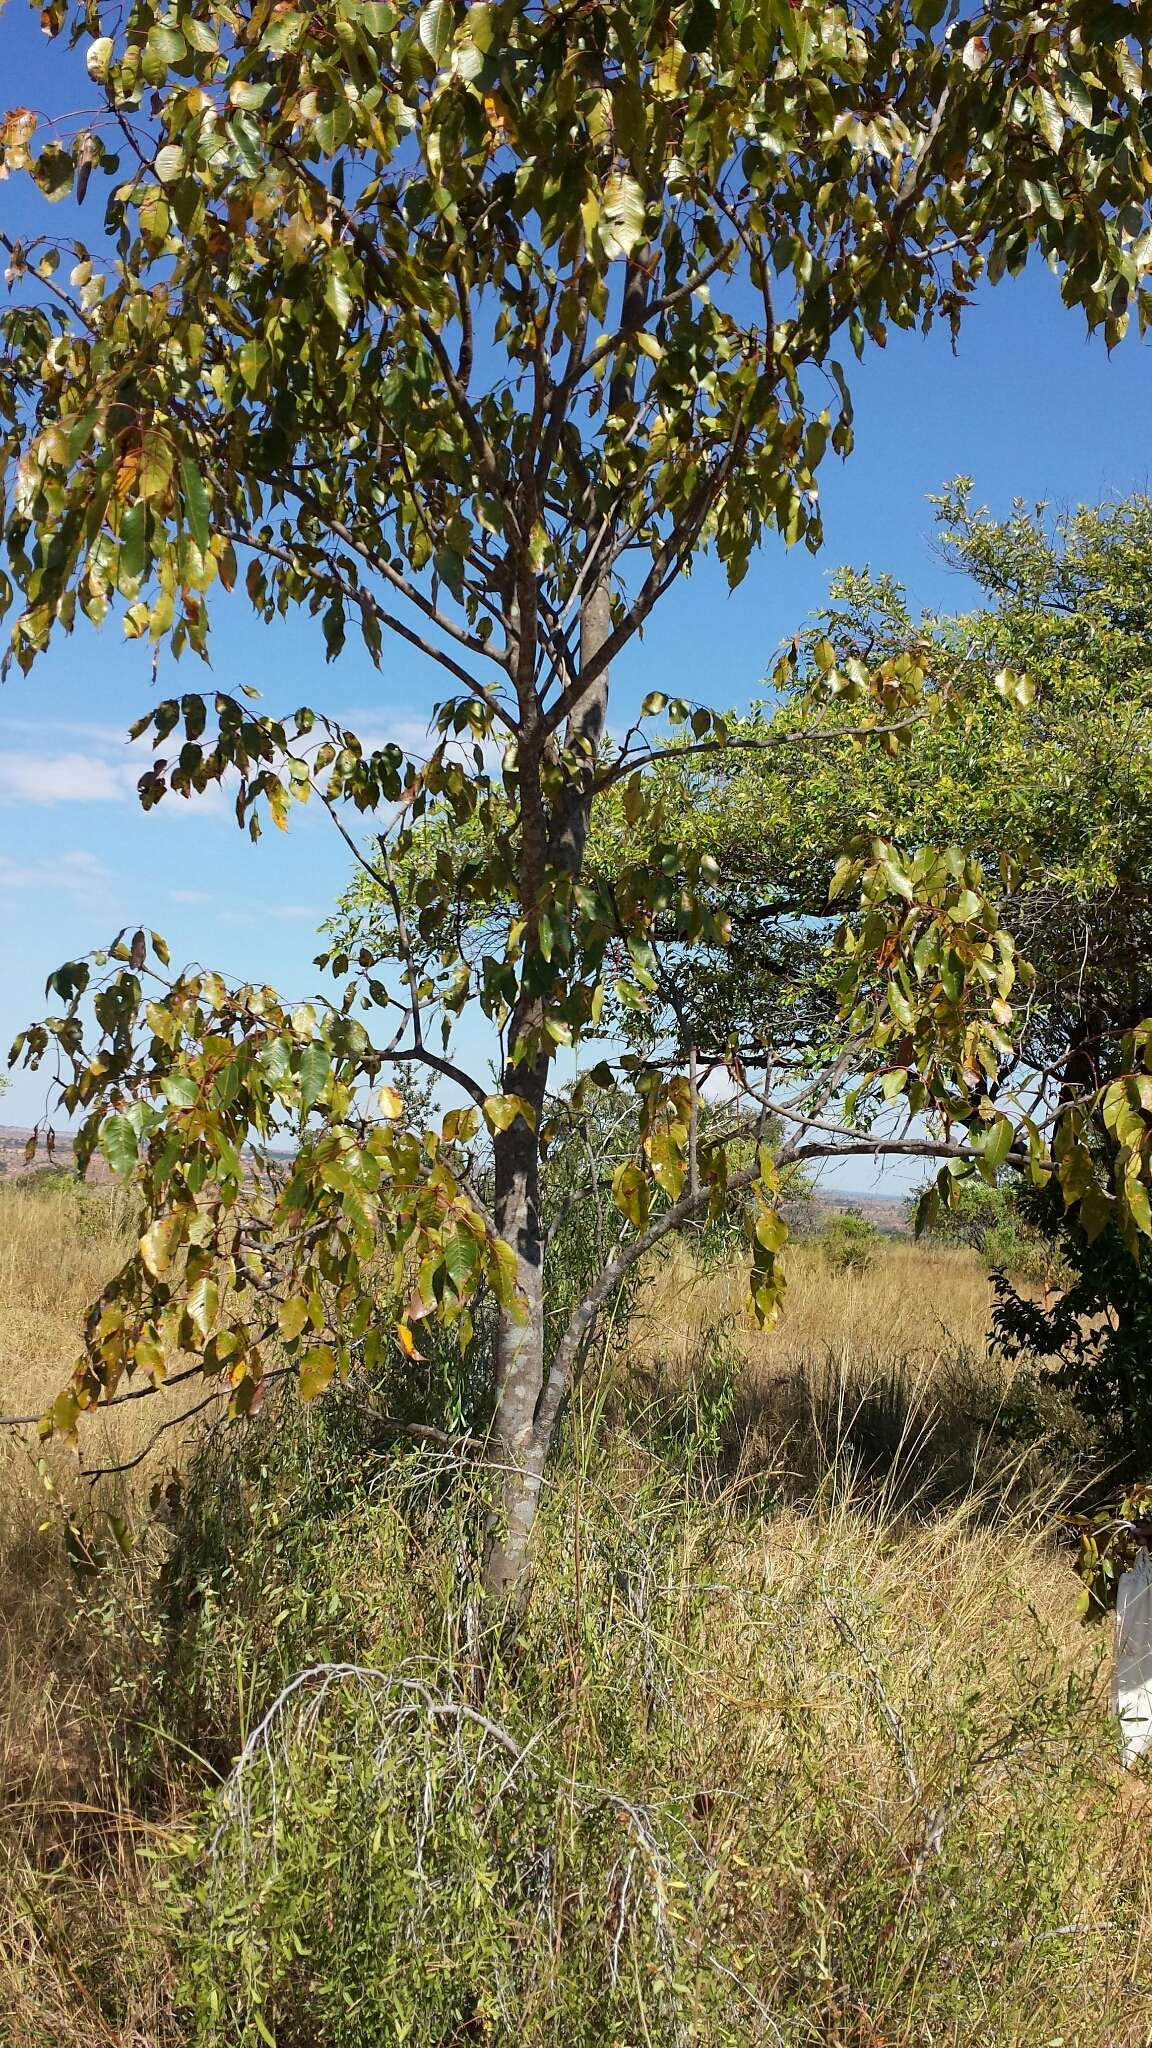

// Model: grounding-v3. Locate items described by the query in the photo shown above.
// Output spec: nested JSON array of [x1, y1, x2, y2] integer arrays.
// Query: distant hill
[[795, 1189, 911, 1236], [0, 1125, 105, 1181], [0, 1126, 913, 1231]]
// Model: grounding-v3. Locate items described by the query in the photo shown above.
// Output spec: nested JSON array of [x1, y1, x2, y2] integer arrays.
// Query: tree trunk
[[483, 1071, 549, 1603], [480, 255, 648, 1607], [479, 612, 611, 1606]]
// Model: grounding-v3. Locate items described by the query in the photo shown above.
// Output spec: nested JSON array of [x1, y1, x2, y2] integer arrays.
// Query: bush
[[993, 1179, 1152, 1481], [919, 1175, 1070, 1291], [819, 1210, 881, 1275], [153, 1429, 1133, 2048], [0, 1202, 1144, 2047]]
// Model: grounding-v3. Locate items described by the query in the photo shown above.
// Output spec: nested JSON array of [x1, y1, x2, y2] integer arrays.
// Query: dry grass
[[637, 1236, 996, 1375], [0, 1185, 1149, 2044], [0, 1180, 204, 2048], [624, 1236, 1087, 1515], [0, 1177, 211, 1506]]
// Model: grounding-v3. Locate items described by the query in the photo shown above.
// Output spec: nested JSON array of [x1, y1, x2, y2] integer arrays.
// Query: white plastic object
[[1114, 1545, 1152, 1768]]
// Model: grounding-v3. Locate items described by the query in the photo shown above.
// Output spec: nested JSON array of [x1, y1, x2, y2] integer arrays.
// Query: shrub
[[819, 1210, 881, 1276]]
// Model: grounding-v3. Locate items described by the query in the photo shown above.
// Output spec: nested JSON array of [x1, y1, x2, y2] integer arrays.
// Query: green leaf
[[324, 266, 353, 330], [147, 24, 186, 65], [31, 144, 74, 202], [982, 1114, 1014, 1171], [239, 339, 269, 390], [1059, 72, 1094, 128], [180, 459, 211, 554], [99, 1114, 138, 1178], [1078, 1182, 1113, 1243], [443, 1228, 480, 1290], [419, 0, 452, 62], [297, 1044, 330, 1111], [117, 501, 147, 588], [1035, 87, 1064, 156]]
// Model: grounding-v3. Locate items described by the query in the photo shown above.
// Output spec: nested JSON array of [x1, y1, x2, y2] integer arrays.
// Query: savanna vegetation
[[2, 1173, 1150, 2047], [4, 0, 1152, 2038]]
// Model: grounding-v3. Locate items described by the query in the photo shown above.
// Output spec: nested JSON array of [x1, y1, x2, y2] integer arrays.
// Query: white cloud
[[217, 901, 324, 926], [1, 715, 136, 748], [168, 887, 322, 923], [0, 848, 113, 899], [0, 750, 138, 804], [0, 743, 230, 816]]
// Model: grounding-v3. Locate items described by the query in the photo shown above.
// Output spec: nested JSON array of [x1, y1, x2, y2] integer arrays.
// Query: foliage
[[52, 1423, 1147, 2045], [993, 1176, 1152, 1477], [599, 490, 1152, 1087], [919, 1174, 1068, 1288], [1068, 1482, 1152, 1621], [5, 0, 1152, 1595], [0, 1190, 1141, 2043], [818, 1209, 881, 1276]]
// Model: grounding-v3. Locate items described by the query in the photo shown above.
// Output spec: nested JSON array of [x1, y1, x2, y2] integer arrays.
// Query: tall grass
[[0, 1182, 1146, 2045]]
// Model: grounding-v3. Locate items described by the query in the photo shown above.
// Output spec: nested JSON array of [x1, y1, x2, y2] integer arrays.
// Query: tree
[[583, 490, 1152, 1084], [628, 486, 1152, 1460], [5, 0, 1152, 1603]]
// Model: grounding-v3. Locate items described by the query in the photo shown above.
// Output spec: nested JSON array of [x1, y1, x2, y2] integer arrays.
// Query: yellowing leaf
[[601, 173, 645, 260], [140, 1215, 179, 1277], [754, 1206, 788, 1253], [134, 1334, 166, 1381], [299, 1346, 336, 1400], [139, 427, 174, 502], [378, 1084, 404, 1119], [86, 36, 113, 81], [612, 1161, 650, 1231], [395, 1320, 425, 1360], [419, 0, 451, 63], [483, 1093, 537, 1132], [186, 1275, 219, 1341], [278, 1296, 310, 1342]]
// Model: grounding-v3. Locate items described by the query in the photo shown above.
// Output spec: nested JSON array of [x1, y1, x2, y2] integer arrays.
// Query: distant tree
[[5, 0, 1152, 1603], [598, 491, 1152, 1091]]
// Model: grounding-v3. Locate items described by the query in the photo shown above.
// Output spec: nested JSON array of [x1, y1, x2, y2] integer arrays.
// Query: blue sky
[[2, 9, 1150, 1193]]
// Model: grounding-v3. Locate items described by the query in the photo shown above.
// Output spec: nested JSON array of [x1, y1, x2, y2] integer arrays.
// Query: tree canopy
[[5, 0, 1152, 1596], [594, 488, 1152, 1084]]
